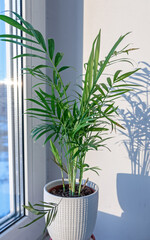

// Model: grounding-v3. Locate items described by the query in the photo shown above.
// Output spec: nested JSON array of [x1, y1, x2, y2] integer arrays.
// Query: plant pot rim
[[44, 178, 99, 199]]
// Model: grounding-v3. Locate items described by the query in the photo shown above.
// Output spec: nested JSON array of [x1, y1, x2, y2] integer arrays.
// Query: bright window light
[[0, 0, 24, 233]]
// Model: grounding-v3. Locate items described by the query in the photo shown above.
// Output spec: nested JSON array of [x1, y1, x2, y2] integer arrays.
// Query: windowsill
[[37, 232, 50, 240]]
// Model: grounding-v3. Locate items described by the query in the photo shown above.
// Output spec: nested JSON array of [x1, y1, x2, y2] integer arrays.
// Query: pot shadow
[[94, 62, 150, 240], [94, 208, 150, 240]]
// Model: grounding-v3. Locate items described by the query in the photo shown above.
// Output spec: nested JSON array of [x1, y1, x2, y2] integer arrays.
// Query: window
[[0, 0, 24, 233], [1, 0, 46, 239]]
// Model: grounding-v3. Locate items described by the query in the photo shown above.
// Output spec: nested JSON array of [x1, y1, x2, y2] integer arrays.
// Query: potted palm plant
[[0, 12, 139, 240]]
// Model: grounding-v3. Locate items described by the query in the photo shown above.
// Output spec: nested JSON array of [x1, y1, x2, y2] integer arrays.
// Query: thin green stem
[[61, 169, 65, 192], [72, 164, 77, 196], [78, 169, 83, 196], [78, 154, 85, 196], [71, 147, 78, 196]]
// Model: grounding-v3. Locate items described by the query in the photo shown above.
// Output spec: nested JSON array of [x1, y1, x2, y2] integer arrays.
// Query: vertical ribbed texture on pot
[[44, 180, 98, 240]]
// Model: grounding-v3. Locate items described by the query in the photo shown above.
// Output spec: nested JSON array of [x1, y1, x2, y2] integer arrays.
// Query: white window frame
[[1, 0, 47, 239]]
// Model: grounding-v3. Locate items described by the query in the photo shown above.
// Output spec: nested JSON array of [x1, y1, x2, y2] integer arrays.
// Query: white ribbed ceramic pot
[[44, 179, 99, 240]]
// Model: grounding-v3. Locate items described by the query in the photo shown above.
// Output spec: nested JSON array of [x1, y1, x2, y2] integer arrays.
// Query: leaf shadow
[[119, 61, 150, 175]]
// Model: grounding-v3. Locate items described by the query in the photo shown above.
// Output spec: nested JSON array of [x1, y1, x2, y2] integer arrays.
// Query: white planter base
[[44, 179, 98, 240]]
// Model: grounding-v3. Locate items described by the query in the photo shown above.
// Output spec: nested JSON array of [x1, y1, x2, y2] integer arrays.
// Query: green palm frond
[[20, 201, 60, 233], [0, 12, 140, 199]]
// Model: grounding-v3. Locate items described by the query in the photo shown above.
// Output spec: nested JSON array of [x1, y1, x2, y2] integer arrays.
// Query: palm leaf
[[48, 38, 55, 59], [12, 53, 48, 60], [20, 201, 60, 232], [0, 34, 37, 43], [93, 30, 100, 81], [0, 39, 45, 53], [0, 15, 33, 36], [95, 32, 131, 84]]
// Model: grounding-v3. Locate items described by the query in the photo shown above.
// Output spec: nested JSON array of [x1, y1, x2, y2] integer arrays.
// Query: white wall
[[45, 0, 150, 239], [83, 1, 150, 239], [45, 0, 83, 181]]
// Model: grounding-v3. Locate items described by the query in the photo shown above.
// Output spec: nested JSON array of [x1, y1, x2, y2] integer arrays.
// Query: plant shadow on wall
[[95, 62, 150, 240], [94, 62, 150, 240], [116, 61, 150, 240]]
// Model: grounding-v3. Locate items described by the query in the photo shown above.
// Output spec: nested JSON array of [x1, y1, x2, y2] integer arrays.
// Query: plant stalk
[[72, 148, 78, 196], [78, 169, 83, 196], [72, 165, 77, 196], [61, 169, 65, 192]]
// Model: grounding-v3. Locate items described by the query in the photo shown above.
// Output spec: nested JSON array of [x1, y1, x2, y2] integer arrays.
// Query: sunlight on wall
[[83, 1, 150, 239]]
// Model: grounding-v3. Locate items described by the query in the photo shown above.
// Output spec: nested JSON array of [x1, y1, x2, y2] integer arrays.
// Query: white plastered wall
[[83, 1, 150, 239], [45, 0, 150, 239], [45, 0, 84, 182]]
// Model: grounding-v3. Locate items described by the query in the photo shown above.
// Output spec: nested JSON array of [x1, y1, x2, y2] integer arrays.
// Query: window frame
[[0, 0, 24, 232], [1, 0, 47, 239]]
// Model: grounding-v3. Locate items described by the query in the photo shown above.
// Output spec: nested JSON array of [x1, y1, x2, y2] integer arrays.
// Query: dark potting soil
[[49, 184, 95, 197]]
